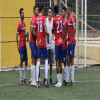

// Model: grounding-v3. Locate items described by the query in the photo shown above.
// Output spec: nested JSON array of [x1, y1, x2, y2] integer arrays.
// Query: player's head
[[48, 7, 52, 18], [67, 4, 72, 15], [39, 5, 44, 14], [33, 6, 39, 16], [62, 7, 67, 18], [19, 8, 24, 20], [54, 5, 58, 15]]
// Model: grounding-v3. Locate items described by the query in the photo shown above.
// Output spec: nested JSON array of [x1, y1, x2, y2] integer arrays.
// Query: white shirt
[[46, 17, 54, 49]]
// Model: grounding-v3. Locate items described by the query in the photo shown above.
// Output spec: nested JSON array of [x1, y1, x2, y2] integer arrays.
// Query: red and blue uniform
[[34, 14, 48, 59], [29, 16, 37, 58], [17, 21, 27, 61], [68, 14, 76, 58], [53, 15, 63, 60], [62, 18, 68, 64]]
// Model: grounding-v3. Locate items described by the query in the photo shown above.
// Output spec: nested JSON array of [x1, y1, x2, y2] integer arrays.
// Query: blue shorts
[[37, 48, 48, 59], [29, 42, 36, 58], [55, 44, 63, 60], [20, 46, 28, 61], [62, 49, 67, 64], [67, 44, 76, 58], [48, 49, 54, 64]]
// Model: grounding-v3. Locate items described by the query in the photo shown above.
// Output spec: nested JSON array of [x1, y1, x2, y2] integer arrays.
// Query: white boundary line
[[0, 80, 100, 87], [75, 80, 100, 83], [0, 83, 19, 87]]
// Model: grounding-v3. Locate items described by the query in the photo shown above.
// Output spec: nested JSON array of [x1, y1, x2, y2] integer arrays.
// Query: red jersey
[[17, 21, 26, 47], [68, 14, 76, 45], [34, 14, 46, 49], [62, 18, 68, 50], [53, 15, 63, 46], [29, 16, 36, 43]]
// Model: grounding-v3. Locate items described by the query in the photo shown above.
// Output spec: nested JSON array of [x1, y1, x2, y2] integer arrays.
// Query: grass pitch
[[0, 67, 100, 100]]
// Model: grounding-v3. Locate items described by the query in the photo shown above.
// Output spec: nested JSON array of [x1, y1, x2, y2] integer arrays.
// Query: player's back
[[30, 16, 36, 43], [53, 15, 63, 46], [62, 18, 68, 49], [34, 14, 46, 48]]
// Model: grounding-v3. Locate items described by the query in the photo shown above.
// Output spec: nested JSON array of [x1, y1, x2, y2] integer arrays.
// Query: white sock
[[59, 73, 62, 84], [57, 74, 59, 83], [45, 60, 48, 79], [24, 65, 27, 80], [31, 65, 36, 83], [71, 66, 75, 83], [19, 67, 22, 81], [36, 61, 40, 81], [67, 66, 70, 82], [64, 67, 67, 81]]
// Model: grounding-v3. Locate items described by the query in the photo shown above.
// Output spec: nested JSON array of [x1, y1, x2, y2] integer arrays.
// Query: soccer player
[[46, 7, 54, 84], [33, 5, 49, 87], [16, 8, 28, 84], [29, 6, 38, 86], [67, 4, 76, 86], [52, 5, 65, 87], [61, 7, 68, 85]]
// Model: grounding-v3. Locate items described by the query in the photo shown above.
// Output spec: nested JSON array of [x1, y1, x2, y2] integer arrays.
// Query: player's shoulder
[[71, 14, 75, 19], [32, 15, 36, 20], [18, 21, 22, 27]]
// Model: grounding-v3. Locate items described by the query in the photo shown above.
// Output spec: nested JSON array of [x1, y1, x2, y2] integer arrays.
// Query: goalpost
[[84, 0, 87, 68], [0, 11, 1, 71]]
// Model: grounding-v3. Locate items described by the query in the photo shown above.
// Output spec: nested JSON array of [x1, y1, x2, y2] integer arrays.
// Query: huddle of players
[[16, 4, 76, 88]]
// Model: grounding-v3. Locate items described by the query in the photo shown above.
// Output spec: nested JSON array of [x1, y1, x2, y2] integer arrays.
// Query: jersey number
[[57, 21, 62, 33], [37, 21, 43, 32]]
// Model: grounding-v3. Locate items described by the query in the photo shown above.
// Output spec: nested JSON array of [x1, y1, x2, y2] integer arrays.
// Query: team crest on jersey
[[20, 26, 26, 31], [68, 22, 72, 26], [37, 17, 42, 20], [57, 18, 61, 20]]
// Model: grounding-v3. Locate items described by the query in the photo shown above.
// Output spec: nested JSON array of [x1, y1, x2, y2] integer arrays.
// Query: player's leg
[[43, 48, 49, 87], [66, 45, 71, 85], [49, 49, 54, 84], [29, 42, 37, 86], [19, 46, 24, 84], [19, 58, 23, 84], [23, 46, 28, 83], [59, 44, 63, 87], [54, 45, 61, 87], [62, 49, 67, 84], [70, 44, 76, 86], [36, 48, 41, 87]]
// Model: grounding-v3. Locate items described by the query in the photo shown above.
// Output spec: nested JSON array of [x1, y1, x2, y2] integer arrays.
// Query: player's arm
[[44, 24, 48, 35], [62, 23, 66, 41], [52, 19, 55, 34], [16, 33, 20, 53], [33, 26, 37, 38], [70, 23, 76, 44]]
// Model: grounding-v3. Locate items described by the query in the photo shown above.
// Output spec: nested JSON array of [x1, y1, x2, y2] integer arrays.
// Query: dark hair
[[48, 7, 52, 11], [19, 8, 24, 15], [33, 6, 38, 12], [54, 5, 58, 14], [62, 7, 67, 12], [68, 4, 72, 10], [39, 5, 44, 12]]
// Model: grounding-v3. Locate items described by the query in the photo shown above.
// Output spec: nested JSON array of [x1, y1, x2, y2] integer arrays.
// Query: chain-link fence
[[0, 0, 100, 69]]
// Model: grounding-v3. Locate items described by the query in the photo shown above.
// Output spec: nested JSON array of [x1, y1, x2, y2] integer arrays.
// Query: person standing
[[16, 8, 28, 84], [67, 4, 76, 86], [52, 5, 65, 87], [33, 5, 49, 87], [46, 7, 54, 84], [29, 6, 39, 86]]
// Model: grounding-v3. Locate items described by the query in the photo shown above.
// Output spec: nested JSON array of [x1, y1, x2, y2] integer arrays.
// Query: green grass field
[[0, 67, 100, 100]]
